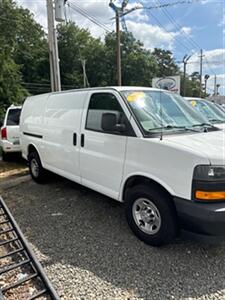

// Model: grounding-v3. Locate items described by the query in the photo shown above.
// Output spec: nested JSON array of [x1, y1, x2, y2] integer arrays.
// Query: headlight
[[193, 165, 225, 181], [193, 165, 225, 201]]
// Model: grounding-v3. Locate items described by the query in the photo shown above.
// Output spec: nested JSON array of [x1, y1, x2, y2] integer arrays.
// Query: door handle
[[81, 134, 85, 147], [73, 133, 77, 146]]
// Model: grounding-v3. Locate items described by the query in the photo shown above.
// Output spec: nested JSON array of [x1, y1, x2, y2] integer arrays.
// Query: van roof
[[8, 104, 22, 109], [184, 97, 206, 101], [30, 86, 167, 97]]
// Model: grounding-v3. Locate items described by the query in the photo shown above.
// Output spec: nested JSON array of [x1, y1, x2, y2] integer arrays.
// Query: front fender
[[119, 171, 176, 202]]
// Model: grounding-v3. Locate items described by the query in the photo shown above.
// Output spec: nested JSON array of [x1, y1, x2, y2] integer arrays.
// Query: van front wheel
[[125, 185, 177, 246], [28, 151, 46, 183]]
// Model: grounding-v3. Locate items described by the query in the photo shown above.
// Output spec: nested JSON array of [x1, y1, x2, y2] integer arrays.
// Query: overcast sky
[[16, 0, 225, 95]]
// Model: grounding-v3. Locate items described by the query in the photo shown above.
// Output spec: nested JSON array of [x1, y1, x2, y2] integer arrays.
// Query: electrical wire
[[68, 1, 112, 33], [142, 8, 191, 52], [157, 0, 201, 51], [157, 0, 222, 77]]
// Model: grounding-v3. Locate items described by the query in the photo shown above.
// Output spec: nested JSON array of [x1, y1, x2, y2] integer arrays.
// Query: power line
[[155, 0, 221, 78], [142, 8, 191, 52], [182, 61, 224, 65], [68, 1, 112, 33], [157, 0, 201, 51], [122, 0, 203, 17], [204, 57, 217, 76]]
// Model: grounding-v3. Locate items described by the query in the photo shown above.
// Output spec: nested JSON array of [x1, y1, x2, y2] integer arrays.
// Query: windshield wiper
[[192, 123, 214, 128], [148, 125, 199, 132], [209, 119, 225, 124]]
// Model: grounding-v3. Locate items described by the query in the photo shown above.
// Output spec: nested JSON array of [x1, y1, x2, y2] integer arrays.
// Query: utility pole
[[182, 54, 192, 97], [81, 59, 87, 88], [109, 1, 124, 86], [116, 12, 122, 86], [46, 0, 61, 92], [199, 49, 204, 98]]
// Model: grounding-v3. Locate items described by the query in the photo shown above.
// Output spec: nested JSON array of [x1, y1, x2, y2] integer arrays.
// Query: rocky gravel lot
[[1, 175, 225, 300]]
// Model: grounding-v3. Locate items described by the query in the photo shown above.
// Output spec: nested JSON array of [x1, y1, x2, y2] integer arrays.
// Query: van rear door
[[79, 91, 134, 200], [5, 108, 21, 145]]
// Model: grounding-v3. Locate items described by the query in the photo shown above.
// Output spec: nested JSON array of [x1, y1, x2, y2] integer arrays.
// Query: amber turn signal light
[[195, 190, 225, 200]]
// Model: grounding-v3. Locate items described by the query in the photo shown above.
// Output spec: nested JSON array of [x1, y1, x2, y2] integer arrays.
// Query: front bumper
[[174, 197, 225, 237]]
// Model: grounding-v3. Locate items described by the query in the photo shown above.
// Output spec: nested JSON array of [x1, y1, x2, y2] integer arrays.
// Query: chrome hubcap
[[132, 198, 161, 235], [31, 158, 39, 178]]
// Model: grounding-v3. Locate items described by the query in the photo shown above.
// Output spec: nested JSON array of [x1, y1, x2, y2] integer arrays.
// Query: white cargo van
[[20, 87, 225, 246], [0, 105, 22, 160], [185, 97, 225, 130]]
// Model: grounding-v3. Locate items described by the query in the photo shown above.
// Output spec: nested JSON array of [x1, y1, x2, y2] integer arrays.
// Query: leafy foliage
[[0, 1, 206, 119]]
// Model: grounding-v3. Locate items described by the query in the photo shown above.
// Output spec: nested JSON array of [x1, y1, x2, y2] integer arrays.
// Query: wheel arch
[[120, 173, 176, 203], [27, 143, 42, 160]]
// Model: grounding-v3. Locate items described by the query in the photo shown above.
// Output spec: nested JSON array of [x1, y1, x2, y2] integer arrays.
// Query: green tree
[[152, 48, 179, 77], [104, 31, 158, 86], [180, 72, 206, 97], [57, 22, 107, 88], [13, 6, 49, 85], [0, 0, 28, 116]]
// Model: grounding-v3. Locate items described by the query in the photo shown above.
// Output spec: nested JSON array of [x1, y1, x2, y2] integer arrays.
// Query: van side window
[[86, 93, 134, 135]]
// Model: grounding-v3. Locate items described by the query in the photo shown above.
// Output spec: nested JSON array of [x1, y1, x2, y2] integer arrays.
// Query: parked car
[[215, 102, 225, 113], [0, 105, 22, 161], [185, 97, 225, 130], [20, 87, 225, 246]]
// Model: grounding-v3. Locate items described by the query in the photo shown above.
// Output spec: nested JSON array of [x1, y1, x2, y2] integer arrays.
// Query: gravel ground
[[2, 176, 225, 300]]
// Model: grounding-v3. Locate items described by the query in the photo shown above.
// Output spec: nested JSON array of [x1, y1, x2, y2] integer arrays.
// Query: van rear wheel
[[125, 184, 177, 246], [2, 151, 10, 161], [28, 151, 47, 183]]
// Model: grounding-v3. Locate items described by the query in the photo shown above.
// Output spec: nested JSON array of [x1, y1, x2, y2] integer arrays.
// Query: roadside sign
[[152, 76, 181, 94]]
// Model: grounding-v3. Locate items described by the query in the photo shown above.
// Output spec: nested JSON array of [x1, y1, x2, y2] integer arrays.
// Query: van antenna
[[160, 89, 163, 141]]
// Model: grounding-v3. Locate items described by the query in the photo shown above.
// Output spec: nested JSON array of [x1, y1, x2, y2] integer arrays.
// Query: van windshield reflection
[[122, 90, 214, 135]]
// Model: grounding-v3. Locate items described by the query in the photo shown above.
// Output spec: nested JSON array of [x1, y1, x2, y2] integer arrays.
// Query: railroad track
[[0, 196, 60, 300]]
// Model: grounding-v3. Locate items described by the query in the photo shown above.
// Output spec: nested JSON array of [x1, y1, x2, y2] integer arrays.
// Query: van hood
[[164, 130, 225, 165], [214, 122, 225, 130]]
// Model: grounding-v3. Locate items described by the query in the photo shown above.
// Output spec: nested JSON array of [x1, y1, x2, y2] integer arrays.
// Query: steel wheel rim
[[132, 198, 162, 235], [31, 158, 39, 178]]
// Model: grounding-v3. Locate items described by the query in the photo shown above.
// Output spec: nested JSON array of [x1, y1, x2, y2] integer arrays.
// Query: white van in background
[[20, 87, 225, 246], [0, 105, 22, 160], [185, 97, 225, 130]]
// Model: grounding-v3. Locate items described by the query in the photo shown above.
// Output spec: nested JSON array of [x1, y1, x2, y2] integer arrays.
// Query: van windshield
[[6, 108, 21, 126], [188, 99, 225, 124], [121, 90, 213, 135]]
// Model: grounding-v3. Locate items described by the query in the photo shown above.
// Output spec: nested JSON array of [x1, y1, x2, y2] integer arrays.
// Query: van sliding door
[[42, 92, 87, 182]]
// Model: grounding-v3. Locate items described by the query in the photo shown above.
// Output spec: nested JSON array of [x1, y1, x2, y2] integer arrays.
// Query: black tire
[[2, 151, 10, 161], [125, 184, 178, 246], [28, 151, 47, 183]]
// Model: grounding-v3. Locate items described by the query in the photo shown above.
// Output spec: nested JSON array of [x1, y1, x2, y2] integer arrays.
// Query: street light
[[183, 54, 192, 97], [204, 74, 210, 94]]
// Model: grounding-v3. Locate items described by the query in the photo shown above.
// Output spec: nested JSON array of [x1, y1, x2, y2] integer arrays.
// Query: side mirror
[[101, 113, 126, 133]]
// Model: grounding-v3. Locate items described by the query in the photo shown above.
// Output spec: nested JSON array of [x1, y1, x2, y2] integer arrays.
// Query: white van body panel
[[20, 87, 225, 203], [41, 91, 88, 183], [20, 94, 49, 160], [215, 123, 225, 130], [120, 136, 209, 201]]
